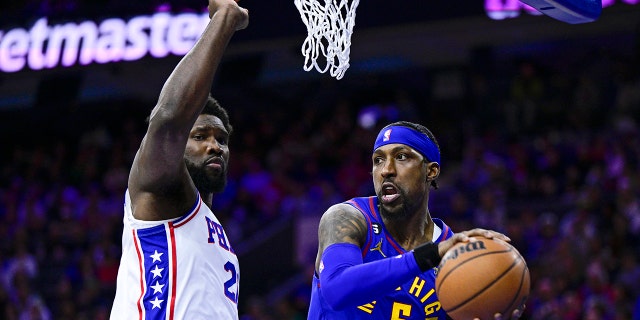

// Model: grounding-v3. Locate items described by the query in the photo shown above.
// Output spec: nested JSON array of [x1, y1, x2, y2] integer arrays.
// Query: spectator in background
[[506, 59, 545, 134]]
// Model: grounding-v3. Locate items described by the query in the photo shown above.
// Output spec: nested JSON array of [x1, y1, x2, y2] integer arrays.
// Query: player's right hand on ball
[[208, 0, 249, 30], [437, 228, 511, 257]]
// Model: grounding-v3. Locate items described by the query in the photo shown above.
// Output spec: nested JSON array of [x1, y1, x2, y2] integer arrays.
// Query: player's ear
[[426, 162, 440, 180]]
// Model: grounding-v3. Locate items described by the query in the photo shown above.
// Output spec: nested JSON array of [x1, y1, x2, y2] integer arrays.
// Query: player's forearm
[[151, 7, 240, 129], [319, 243, 424, 310], [133, 7, 243, 193]]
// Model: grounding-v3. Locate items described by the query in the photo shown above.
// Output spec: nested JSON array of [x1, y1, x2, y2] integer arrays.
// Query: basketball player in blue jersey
[[110, 0, 248, 319], [308, 121, 524, 320]]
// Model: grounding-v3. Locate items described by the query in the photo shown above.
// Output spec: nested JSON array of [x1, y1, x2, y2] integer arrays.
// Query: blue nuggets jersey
[[111, 190, 239, 319], [308, 196, 454, 320]]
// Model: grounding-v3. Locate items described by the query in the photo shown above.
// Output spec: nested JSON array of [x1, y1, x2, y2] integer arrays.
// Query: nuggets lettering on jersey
[[354, 277, 442, 318], [308, 196, 454, 320], [111, 190, 240, 319]]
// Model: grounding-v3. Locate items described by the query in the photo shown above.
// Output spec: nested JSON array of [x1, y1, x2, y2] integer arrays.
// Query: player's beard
[[378, 189, 412, 221], [185, 159, 227, 194]]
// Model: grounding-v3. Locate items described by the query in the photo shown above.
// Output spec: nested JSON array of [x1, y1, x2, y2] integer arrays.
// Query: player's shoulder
[[320, 201, 367, 230], [318, 201, 369, 246], [322, 195, 377, 219], [324, 201, 362, 217]]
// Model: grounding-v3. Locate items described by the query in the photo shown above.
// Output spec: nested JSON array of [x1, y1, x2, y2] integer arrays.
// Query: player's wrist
[[412, 242, 442, 272]]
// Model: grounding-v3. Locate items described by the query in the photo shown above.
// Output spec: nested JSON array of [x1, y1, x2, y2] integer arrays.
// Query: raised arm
[[128, 0, 248, 220]]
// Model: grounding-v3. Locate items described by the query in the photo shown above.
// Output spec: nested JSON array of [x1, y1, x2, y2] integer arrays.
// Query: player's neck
[[202, 192, 214, 208], [385, 213, 434, 251]]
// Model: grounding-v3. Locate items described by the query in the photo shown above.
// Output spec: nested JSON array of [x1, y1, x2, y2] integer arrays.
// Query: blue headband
[[373, 126, 440, 164]]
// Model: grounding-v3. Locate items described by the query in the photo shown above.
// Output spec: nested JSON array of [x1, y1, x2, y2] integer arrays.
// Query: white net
[[294, 0, 360, 80]]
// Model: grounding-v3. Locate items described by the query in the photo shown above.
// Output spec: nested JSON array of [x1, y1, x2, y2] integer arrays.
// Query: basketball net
[[294, 0, 360, 80]]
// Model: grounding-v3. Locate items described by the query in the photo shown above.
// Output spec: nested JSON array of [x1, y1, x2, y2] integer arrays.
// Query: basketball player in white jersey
[[110, 0, 248, 319]]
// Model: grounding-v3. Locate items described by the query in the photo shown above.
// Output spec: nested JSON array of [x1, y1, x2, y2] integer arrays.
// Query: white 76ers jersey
[[110, 190, 239, 320]]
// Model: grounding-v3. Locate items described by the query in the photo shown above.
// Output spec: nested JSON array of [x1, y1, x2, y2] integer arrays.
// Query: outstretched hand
[[208, 0, 249, 30], [437, 228, 510, 257]]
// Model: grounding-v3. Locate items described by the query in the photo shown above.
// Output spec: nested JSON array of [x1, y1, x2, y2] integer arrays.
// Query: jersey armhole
[[124, 190, 202, 229], [344, 199, 374, 258]]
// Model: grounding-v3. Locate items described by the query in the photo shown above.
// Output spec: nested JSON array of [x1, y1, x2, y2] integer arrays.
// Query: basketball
[[435, 237, 530, 320]]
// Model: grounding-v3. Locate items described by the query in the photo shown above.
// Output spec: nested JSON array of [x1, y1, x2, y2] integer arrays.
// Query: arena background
[[1, 1, 639, 319]]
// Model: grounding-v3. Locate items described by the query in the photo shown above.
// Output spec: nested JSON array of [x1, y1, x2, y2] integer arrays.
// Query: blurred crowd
[[1, 34, 640, 320]]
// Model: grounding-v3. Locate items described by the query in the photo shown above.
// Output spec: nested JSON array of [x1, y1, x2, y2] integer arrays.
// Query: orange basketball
[[435, 237, 530, 320]]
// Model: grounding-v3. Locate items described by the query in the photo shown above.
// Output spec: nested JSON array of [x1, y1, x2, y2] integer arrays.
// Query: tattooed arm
[[313, 203, 425, 310], [314, 203, 367, 274]]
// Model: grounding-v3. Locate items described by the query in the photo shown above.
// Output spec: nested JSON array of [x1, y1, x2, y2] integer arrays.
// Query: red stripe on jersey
[[385, 233, 405, 254], [368, 197, 378, 220], [173, 197, 202, 228], [368, 197, 404, 254], [440, 224, 451, 241], [133, 230, 145, 320], [167, 223, 178, 320], [347, 199, 373, 258]]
